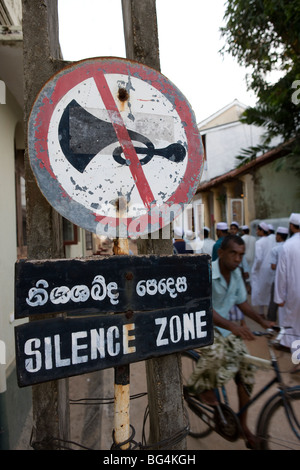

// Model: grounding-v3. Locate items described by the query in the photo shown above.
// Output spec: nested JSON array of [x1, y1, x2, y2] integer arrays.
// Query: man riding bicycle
[[187, 234, 274, 449]]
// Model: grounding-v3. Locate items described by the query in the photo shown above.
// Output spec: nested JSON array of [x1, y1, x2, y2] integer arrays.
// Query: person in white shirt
[[267, 226, 288, 321], [197, 227, 215, 256], [184, 230, 203, 253], [241, 226, 256, 271], [251, 222, 274, 317], [266, 223, 276, 255], [274, 213, 300, 370]]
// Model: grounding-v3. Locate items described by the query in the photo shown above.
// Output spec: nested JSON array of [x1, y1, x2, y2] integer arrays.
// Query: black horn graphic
[[58, 99, 186, 173]]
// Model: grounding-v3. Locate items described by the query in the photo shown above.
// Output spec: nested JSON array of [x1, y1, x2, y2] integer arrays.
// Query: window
[[231, 199, 244, 226], [193, 200, 204, 236], [63, 218, 78, 245]]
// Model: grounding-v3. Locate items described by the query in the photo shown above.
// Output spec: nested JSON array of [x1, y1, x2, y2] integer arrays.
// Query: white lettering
[[123, 324, 136, 354], [90, 328, 105, 359], [136, 276, 187, 299], [169, 315, 182, 343], [54, 334, 71, 367], [147, 455, 196, 465], [292, 340, 300, 364], [44, 337, 53, 370], [72, 331, 88, 364], [196, 310, 207, 338], [155, 317, 169, 346], [183, 312, 195, 340], [167, 277, 177, 298], [155, 311, 208, 348], [26, 280, 49, 306], [107, 326, 120, 356], [91, 275, 106, 300], [24, 338, 42, 372], [22, 323, 139, 375], [26, 275, 120, 309], [50, 286, 70, 304], [21, 312, 208, 376], [292, 80, 300, 105]]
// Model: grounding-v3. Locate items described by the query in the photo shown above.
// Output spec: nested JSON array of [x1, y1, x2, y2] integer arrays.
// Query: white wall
[[201, 122, 266, 182], [0, 87, 23, 390]]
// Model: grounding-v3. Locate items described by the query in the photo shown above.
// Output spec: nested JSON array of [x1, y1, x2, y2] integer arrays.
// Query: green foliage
[[235, 144, 272, 167], [220, 0, 300, 162], [221, 0, 300, 78]]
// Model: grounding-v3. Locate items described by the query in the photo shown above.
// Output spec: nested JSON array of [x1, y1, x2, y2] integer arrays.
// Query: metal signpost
[[16, 57, 210, 449]]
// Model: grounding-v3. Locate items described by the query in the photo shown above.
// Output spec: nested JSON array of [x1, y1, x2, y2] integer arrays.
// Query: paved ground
[[15, 318, 300, 451]]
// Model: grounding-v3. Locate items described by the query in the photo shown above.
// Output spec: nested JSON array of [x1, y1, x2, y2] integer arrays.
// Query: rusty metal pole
[[114, 363, 130, 449], [112, 197, 130, 449]]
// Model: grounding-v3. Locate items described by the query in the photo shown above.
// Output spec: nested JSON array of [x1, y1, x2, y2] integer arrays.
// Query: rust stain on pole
[[114, 364, 130, 450], [113, 238, 129, 255]]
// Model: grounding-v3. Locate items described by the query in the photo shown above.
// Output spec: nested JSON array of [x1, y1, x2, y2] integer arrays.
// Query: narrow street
[[69, 318, 300, 451]]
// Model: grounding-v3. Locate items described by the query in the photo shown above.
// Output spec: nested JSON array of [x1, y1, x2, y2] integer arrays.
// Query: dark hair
[[278, 232, 288, 241], [220, 234, 245, 251], [258, 224, 269, 235]]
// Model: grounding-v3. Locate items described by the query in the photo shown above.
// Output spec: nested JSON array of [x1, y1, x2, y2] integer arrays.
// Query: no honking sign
[[28, 57, 204, 237]]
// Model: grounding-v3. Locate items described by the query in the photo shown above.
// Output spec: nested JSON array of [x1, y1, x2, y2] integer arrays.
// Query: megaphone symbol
[[58, 100, 186, 173]]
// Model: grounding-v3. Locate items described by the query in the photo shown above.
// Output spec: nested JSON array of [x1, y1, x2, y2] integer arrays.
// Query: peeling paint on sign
[[28, 58, 204, 237]]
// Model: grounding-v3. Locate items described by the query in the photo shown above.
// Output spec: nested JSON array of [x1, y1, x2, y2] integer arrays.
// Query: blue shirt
[[211, 237, 224, 261], [212, 259, 247, 337]]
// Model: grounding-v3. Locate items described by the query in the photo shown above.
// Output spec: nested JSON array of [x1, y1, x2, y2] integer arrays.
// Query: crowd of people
[[173, 213, 300, 449]]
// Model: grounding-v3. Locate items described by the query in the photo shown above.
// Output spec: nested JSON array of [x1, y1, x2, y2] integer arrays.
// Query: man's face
[[256, 227, 264, 236], [218, 241, 245, 271], [229, 225, 239, 235]]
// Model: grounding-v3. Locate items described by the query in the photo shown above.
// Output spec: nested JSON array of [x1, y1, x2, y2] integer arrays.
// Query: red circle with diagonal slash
[[28, 57, 204, 238]]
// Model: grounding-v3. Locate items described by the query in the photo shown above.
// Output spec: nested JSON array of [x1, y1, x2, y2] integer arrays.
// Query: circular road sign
[[28, 57, 204, 238]]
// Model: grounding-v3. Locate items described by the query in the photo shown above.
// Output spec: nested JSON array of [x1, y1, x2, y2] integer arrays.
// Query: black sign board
[[15, 254, 212, 387], [15, 305, 212, 387], [15, 255, 210, 318]]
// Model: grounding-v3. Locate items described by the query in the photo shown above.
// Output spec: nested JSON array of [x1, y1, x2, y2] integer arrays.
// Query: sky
[[58, 0, 257, 124]]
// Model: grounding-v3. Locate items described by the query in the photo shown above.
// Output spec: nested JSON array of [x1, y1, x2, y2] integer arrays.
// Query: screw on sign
[[28, 57, 204, 238]]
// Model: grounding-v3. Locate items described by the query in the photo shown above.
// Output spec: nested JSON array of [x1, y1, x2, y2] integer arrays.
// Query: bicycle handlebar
[[253, 326, 291, 339]]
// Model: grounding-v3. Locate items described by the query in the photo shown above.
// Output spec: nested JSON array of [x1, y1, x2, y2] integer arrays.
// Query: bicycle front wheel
[[257, 388, 300, 450], [181, 351, 213, 439]]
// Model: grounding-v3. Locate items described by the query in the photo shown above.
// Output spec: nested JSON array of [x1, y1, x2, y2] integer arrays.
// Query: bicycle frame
[[239, 331, 300, 441], [185, 328, 300, 444]]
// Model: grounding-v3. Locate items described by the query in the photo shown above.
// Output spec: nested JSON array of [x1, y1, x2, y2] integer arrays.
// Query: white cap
[[174, 227, 183, 238], [276, 226, 288, 234], [268, 224, 274, 231], [289, 213, 300, 226], [216, 222, 228, 230], [185, 230, 195, 240], [258, 222, 269, 232], [230, 221, 239, 227], [242, 225, 249, 230], [204, 226, 210, 232]]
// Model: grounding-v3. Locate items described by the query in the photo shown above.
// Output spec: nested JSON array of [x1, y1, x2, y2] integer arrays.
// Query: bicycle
[[182, 327, 300, 450]]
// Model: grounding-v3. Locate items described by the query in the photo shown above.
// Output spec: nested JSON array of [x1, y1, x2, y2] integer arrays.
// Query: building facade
[[188, 100, 299, 239]]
